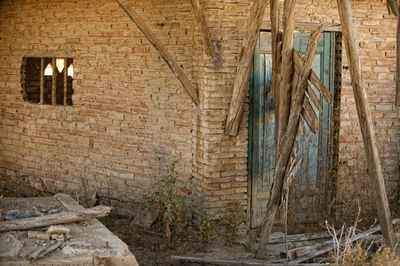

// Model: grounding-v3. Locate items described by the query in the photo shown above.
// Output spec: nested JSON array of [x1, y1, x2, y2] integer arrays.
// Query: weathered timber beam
[[51, 57, 56, 105], [115, 0, 199, 106], [293, 51, 332, 104], [271, 0, 280, 149], [302, 96, 319, 133], [290, 218, 400, 264], [261, 22, 342, 32], [337, 0, 396, 250], [387, 0, 399, 17], [396, 4, 400, 106], [256, 27, 323, 259], [224, 0, 269, 136], [0, 205, 111, 232], [306, 83, 323, 113], [276, 0, 296, 146], [64, 58, 68, 106], [40, 57, 44, 104], [190, 0, 215, 57]]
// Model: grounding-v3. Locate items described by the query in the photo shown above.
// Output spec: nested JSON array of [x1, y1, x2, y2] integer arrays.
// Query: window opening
[[21, 57, 74, 105]]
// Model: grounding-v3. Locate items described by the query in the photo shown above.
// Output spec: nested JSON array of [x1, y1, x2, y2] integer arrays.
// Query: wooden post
[[396, 5, 400, 106], [337, 0, 396, 250], [270, 0, 281, 149], [190, 0, 215, 57], [64, 58, 68, 106], [256, 27, 323, 259], [276, 0, 296, 147], [40, 57, 44, 104], [114, 0, 199, 106], [51, 57, 56, 105], [224, 0, 269, 136]]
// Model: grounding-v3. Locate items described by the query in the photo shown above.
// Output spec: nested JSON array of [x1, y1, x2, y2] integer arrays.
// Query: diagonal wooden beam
[[115, 0, 199, 105], [293, 51, 332, 104], [190, 0, 215, 57], [337, 0, 396, 250], [387, 0, 399, 17], [224, 0, 269, 136], [256, 27, 323, 259], [276, 0, 296, 147]]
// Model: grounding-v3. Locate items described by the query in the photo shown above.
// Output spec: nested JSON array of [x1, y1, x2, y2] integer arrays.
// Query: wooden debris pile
[[0, 197, 112, 262]]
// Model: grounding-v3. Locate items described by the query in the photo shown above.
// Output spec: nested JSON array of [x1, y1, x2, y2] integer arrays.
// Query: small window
[[21, 57, 74, 105]]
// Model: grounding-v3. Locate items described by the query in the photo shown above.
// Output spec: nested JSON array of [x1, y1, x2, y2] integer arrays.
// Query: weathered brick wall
[[192, 0, 399, 226], [0, 0, 399, 227], [0, 0, 197, 210]]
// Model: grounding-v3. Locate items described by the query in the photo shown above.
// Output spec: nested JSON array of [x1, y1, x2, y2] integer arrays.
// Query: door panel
[[249, 31, 335, 228]]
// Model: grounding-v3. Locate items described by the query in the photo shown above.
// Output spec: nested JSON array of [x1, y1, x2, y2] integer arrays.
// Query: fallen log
[[0, 205, 111, 232]]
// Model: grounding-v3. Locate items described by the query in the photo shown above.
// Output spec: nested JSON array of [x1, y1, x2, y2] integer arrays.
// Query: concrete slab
[[0, 193, 138, 266]]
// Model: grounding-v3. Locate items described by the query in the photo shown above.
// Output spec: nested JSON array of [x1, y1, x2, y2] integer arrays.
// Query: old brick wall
[[0, 0, 198, 210], [0, 0, 399, 227], [192, 0, 399, 227]]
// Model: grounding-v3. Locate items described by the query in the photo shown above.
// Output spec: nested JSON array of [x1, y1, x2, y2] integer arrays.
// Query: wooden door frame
[[247, 25, 342, 228]]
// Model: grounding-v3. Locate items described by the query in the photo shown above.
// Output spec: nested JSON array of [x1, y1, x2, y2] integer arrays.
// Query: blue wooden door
[[249, 31, 335, 228]]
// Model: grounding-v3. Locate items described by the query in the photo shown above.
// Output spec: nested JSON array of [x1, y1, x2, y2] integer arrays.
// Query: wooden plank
[[293, 51, 332, 104], [64, 58, 68, 106], [306, 84, 323, 113], [256, 27, 323, 259], [0, 205, 112, 232], [337, 0, 396, 250], [28, 242, 62, 261], [270, 0, 280, 149], [276, 0, 296, 147], [396, 4, 400, 106], [261, 22, 342, 32], [51, 57, 56, 105], [40, 57, 44, 104], [302, 96, 319, 133], [290, 218, 400, 264], [114, 0, 199, 106], [224, 0, 269, 136], [190, 0, 215, 57], [266, 231, 330, 244], [171, 255, 283, 266]]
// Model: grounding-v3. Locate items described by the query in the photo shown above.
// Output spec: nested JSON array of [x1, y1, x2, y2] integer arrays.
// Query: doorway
[[248, 31, 338, 228]]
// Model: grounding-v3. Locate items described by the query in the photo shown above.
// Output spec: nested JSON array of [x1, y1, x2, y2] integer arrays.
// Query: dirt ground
[[3, 183, 399, 265], [1, 184, 230, 266], [99, 215, 203, 266]]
